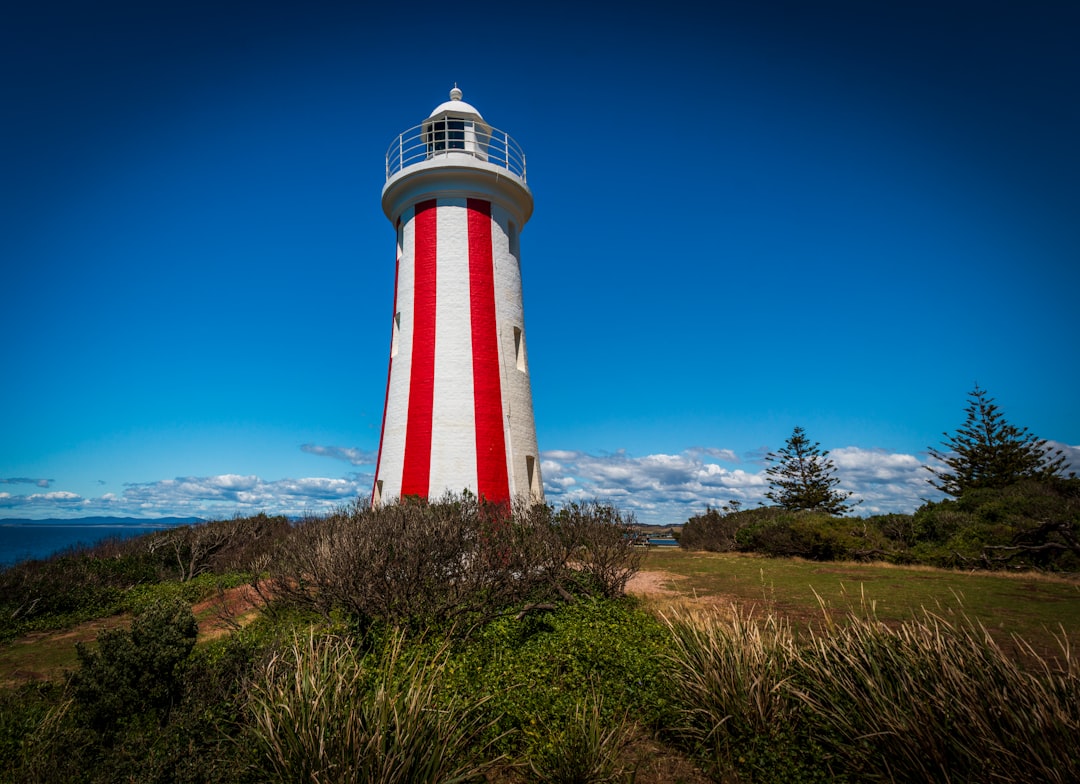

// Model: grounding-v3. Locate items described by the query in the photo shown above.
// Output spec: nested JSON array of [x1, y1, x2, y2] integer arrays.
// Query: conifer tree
[[927, 385, 1073, 497], [764, 426, 856, 515]]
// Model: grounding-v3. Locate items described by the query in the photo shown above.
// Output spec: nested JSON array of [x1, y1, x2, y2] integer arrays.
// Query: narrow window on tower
[[391, 312, 401, 358], [447, 118, 465, 149], [427, 120, 446, 152], [526, 455, 541, 501], [508, 221, 520, 260], [513, 326, 527, 372]]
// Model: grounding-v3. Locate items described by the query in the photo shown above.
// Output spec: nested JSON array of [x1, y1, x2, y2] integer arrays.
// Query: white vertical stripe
[[490, 205, 541, 500], [429, 199, 478, 495], [376, 210, 414, 501]]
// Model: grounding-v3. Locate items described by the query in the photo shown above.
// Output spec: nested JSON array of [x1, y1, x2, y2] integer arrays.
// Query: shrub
[[445, 599, 671, 761], [681, 507, 789, 553], [263, 494, 642, 633], [787, 515, 894, 562], [145, 513, 291, 581], [913, 478, 1080, 571], [70, 597, 198, 733], [552, 501, 643, 599], [684, 508, 916, 564], [679, 508, 739, 552], [733, 510, 824, 558]]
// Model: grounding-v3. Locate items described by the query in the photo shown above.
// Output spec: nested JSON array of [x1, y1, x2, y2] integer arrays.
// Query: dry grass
[[662, 604, 1080, 783], [247, 630, 504, 784]]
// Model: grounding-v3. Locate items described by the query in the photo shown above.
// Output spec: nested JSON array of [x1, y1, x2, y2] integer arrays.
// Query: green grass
[[641, 548, 1080, 660]]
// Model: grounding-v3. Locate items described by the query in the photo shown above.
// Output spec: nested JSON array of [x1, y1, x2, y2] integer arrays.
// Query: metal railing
[[385, 122, 527, 182]]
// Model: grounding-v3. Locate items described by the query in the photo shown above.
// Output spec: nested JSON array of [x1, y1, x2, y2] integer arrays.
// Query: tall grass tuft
[[247, 630, 502, 784], [527, 691, 638, 784], [661, 609, 818, 779], [664, 606, 1080, 783], [790, 609, 1080, 782]]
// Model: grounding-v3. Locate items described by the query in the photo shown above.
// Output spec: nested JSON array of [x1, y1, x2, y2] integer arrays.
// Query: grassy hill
[[1, 503, 1077, 783]]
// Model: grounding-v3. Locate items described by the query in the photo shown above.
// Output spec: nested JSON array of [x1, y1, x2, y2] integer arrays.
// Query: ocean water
[[0, 524, 173, 569]]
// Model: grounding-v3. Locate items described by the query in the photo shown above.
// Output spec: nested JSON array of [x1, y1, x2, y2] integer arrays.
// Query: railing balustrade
[[385, 122, 527, 182]]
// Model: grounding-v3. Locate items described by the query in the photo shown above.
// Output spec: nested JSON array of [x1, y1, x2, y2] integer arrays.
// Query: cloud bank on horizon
[[3, 441, 1076, 525]]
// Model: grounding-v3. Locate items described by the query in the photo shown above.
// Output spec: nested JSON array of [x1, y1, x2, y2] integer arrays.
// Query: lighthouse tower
[[372, 87, 543, 506]]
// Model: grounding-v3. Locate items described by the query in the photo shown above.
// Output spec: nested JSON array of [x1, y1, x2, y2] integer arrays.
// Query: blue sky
[[2, 0, 1077, 526]]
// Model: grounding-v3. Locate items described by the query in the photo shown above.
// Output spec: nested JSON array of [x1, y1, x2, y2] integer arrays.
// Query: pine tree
[[927, 385, 1073, 497], [764, 426, 856, 515]]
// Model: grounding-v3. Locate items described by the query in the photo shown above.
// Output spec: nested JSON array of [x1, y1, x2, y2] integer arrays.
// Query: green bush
[[71, 597, 198, 733], [913, 478, 1080, 570], [0, 554, 151, 640], [681, 506, 789, 552], [787, 515, 894, 562], [679, 508, 739, 551], [681, 506, 893, 561], [445, 599, 671, 761], [0, 514, 283, 640]]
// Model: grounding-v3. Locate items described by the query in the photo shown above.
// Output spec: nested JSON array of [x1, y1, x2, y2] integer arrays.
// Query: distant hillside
[[0, 516, 205, 526]]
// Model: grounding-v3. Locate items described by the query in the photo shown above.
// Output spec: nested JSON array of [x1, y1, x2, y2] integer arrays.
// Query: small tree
[[765, 427, 856, 515], [927, 385, 1073, 498]]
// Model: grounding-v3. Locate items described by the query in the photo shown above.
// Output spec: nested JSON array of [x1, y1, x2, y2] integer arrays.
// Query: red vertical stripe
[[401, 200, 437, 498], [468, 199, 510, 503], [371, 219, 401, 504]]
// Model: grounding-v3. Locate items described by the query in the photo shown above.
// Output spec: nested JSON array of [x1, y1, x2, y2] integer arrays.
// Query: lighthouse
[[372, 87, 543, 506]]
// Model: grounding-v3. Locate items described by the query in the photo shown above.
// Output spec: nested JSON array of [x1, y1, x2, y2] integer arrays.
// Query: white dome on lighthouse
[[426, 85, 485, 122]]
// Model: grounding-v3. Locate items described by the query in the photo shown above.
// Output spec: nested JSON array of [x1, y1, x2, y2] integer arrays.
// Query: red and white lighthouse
[[372, 87, 543, 506]]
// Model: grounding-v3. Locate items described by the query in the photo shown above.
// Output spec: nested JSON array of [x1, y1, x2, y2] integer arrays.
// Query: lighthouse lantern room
[[373, 88, 542, 507]]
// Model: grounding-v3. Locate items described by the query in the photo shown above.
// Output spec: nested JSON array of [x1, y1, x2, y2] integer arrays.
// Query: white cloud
[[0, 477, 52, 488], [1048, 441, 1080, 475], [687, 446, 739, 462], [35, 491, 81, 501], [541, 448, 768, 524], [301, 444, 378, 466], [0, 473, 370, 520], [541, 445, 943, 524], [828, 446, 942, 514], [10, 441, 1072, 524]]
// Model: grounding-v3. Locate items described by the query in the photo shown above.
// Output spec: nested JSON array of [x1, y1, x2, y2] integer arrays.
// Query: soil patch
[[626, 568, 742, 622], [0, 584, 265, 687]]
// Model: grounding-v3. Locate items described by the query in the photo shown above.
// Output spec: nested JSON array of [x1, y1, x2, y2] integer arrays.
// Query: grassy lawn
[[638, 548, 1080, 661]]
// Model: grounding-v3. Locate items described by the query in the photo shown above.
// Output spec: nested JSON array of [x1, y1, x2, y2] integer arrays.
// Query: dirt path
[[0, 584, 265, 687], [626, 567, 741, 620]]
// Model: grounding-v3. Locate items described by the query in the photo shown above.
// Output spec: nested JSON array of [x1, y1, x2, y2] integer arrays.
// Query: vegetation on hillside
[[684, 388, 1078, 573], [0, 491, 1077, 782]]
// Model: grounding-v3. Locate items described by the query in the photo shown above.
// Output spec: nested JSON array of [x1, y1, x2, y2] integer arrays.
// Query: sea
[[0, 518, 200, 570]]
